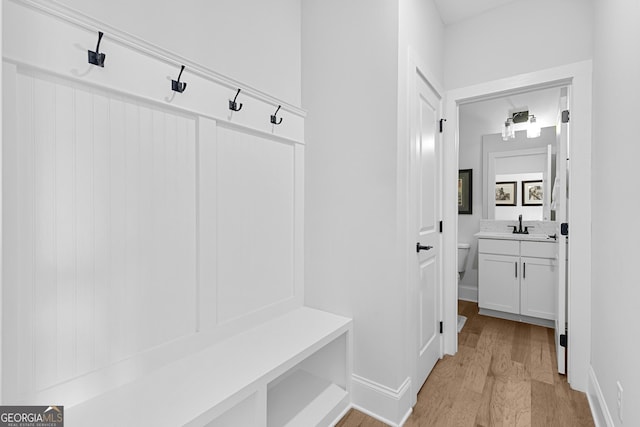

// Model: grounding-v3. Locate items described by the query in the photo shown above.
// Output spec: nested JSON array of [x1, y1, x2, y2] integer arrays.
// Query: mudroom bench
[[66, 308, 352, 427]]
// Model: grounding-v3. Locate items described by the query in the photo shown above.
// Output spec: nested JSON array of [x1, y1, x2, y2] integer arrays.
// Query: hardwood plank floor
[[336, 301, 594, 427]]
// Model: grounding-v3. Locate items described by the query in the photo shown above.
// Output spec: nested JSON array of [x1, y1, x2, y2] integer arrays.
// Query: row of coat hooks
[[87, 31, 284, 125], [227, 88, 283, 124]]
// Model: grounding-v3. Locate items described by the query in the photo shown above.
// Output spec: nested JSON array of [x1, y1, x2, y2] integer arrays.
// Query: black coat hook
[[172, 65, 187, 93], [229, 88, 243, 111], [88, 31, 106, 67], [439, 118, 447, 133], [270, 105, 283, 125]]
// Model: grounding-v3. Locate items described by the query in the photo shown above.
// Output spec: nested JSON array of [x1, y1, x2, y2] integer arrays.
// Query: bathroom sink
[[474, 231, 556, 242]]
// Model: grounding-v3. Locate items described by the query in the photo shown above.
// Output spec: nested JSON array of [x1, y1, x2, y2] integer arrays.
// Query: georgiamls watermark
[[0, 406, 63, 427]]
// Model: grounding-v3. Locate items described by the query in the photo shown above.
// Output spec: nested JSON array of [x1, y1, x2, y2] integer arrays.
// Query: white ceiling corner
[[434, 0, 520, 25]]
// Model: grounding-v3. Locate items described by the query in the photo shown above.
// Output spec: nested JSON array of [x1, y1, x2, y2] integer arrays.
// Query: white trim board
[[0, 0, 4, 405], [458, 284, 478, 302], [587, 366, 615, 427], [329, 404, 354, 427], [351, 375, 412, 427], [0, 3, 5, 408], [443, 60, 592, 392]]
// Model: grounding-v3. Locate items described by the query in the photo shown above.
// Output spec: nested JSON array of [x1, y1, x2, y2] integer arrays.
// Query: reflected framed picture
[[495, 181, 517, 206], [522, 180, 543, 206], [458, 169, 472, 215]]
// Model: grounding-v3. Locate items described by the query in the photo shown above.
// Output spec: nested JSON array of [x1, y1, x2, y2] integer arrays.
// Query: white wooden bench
[[66, 307, 352, 427]]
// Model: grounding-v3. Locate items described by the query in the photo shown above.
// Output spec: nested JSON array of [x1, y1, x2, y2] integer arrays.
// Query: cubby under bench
[[66, 307, 352, 427]]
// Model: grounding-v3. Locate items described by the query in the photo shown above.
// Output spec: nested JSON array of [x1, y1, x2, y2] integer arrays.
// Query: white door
[[412, 71, 442, 389], [555, 90, 569, 375]]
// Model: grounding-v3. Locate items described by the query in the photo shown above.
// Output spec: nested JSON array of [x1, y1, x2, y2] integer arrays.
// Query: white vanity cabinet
[[478, 238, 558, 325], [478, 240, 520, 314]]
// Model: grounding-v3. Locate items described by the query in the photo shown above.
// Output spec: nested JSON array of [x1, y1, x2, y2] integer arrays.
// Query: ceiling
[[460, 86, 563, 135], [434, 0, 520, 25]]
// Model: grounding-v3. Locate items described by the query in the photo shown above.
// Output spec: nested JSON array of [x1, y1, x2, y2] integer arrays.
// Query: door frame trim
[[443, 60, 592, 392]]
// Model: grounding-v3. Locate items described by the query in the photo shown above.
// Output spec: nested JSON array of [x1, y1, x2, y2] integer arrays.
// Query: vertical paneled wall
[[216, 127, 295, 324], [196, 122, 299, 332], [2, 0, 305, 405], [3, 66, 303, 404], [5, 70, 198, 394]]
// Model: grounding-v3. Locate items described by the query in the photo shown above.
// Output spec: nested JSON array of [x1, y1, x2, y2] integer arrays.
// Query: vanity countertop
[[474, 231, 558, 242]]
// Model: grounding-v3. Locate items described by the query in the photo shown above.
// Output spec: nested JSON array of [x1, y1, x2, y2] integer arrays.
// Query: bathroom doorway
[[456, 85, 568, 374], [442, 61, 592, 391]]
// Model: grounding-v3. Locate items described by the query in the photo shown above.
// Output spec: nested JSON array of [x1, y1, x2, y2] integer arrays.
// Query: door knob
[[416, 243, 433, 253]]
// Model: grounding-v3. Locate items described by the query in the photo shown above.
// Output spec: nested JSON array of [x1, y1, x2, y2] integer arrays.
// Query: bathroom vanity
[[476, 231, 558, 327]]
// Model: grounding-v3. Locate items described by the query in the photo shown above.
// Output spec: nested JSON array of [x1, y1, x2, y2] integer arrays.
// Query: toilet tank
[[458, 243, 471, 273]]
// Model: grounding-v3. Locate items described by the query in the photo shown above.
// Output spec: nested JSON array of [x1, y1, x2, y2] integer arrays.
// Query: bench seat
[[66, 307, 352, 427]]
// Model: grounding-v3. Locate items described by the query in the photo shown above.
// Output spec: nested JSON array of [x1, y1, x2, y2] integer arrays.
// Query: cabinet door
[[478, 253, 520, 314], [520, 256, 556, 320]]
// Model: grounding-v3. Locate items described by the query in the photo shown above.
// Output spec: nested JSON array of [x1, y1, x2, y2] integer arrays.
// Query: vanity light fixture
[[501, 110, 540, 140], [527, 115, 541, 138], [502, 118, 515, 140]]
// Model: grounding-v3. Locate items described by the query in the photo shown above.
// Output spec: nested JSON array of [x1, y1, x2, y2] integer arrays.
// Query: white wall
[[302, 0, 443, 423], [302, 0, 402, 393], [591, 0, 640, 424], [443, 0, 593, 89], [457, 107, 491, 298], [54, 0, 302, 106], [398, 0, 444, 89]]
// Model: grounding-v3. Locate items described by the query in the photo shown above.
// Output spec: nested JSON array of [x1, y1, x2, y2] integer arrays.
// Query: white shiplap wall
[[9, 71, 198, 392], [216, 127, 295, 324]]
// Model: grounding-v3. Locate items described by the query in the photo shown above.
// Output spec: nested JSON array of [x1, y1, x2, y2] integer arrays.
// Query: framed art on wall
[[522, 180, 543, 206], [458, 169, 472, 214], [495, 181, 517, 206]]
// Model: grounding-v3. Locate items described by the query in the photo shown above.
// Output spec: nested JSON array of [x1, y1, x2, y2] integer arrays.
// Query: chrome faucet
[[510, 214, 531, 234]]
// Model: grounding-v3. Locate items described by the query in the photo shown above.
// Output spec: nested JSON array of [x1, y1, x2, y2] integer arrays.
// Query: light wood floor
[[336, 300, 594, 427]]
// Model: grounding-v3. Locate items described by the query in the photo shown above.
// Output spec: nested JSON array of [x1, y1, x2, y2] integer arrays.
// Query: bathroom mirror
[[482, 126, 557, 221]]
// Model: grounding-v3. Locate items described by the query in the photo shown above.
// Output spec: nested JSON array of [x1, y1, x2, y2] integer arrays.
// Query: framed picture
[[458, 169, 472, 215], [522, 180, 543, 206], [495, 181, 517, 206]]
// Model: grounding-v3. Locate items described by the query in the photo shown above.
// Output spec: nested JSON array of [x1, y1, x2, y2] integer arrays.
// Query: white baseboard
[[478, 308, 554, 328], [351, 374, 412, 426], [329, 402, 354, 427], [587, 365, 615, 427], [343, 367, 611, 427], [458, 284, 478, 302]]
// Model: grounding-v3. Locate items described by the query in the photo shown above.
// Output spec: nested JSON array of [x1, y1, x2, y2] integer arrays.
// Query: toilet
[[458, 243, 470, 280], [457, 243, 471, 332]]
